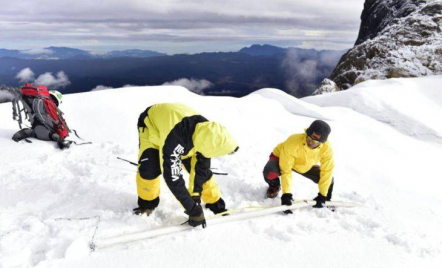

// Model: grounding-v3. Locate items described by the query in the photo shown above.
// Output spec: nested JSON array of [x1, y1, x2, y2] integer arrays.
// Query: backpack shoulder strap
[[33, 98, 57, 128], [56, 106, 70, 132]]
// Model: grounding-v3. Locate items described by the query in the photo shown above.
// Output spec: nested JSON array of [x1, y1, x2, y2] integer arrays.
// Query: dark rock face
[[355, 0, 421, 45], [330, 0, 442, 90]]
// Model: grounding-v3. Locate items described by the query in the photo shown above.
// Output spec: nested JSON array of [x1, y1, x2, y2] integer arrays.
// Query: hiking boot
[[58, 139, 72, 149], [205, 197, 227, 215], [266, 185, 281, 198], [133, 207, 154, 216]]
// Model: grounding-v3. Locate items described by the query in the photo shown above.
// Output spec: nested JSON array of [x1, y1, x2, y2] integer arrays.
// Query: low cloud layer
[[20, 48, 54, 55], [16, 68, 35, 83], [0, 0, 365, 53], [0, 90, 14, 103], [162, 78, 213, 94], [35, 72, 71, 88], [282, 48, 343, 97], [15, 68, 71, 89], [91, 85, 114, 91]]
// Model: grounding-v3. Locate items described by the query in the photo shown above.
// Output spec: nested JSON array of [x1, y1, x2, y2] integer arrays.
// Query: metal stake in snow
[[90, 200, 363, 251]]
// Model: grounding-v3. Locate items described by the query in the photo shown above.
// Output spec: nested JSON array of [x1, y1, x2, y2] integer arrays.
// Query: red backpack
[[12, 83, 69, 139]]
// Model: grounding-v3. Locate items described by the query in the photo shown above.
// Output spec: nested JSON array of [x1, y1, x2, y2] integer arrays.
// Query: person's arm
[[162, 133, 194, 212], [318, 146, 334, 196], [192, 152, 213, 195], [279, 144, 295, 194]]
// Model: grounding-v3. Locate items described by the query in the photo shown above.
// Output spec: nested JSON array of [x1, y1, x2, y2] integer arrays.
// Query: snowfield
[[1, 76, 441, 268]]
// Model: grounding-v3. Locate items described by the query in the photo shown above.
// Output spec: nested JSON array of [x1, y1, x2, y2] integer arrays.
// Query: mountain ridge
[[0, 47, 167, 60], [0, 45, 345, 98], [326, 0, 442, 91]]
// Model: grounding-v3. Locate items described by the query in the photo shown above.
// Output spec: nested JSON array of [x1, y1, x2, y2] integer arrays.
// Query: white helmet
[[49, 90, 63, 106]]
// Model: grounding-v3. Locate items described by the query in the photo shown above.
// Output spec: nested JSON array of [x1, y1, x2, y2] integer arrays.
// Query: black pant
[[263, 156, 334, 200]]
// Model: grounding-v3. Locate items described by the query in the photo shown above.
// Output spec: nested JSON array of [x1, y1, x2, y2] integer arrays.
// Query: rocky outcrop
[[329, 0, 442, 90], [355, 0, 421, 45], [312, 79, 339, 95]]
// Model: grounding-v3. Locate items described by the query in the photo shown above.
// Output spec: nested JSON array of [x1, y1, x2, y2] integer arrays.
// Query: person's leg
[[263, 154, 281, 198], [297, 166, 334, 200], [33, 125, 53, 141], [12, 128, 34, 142], [135, 126, 161, 214], [33, 125, 72, 149], [185, 154, 225, 214], [202, 178, 226, 214]]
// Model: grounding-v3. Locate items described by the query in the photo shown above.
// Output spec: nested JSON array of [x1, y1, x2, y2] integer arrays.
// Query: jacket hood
[[193, 122, 238, 158]]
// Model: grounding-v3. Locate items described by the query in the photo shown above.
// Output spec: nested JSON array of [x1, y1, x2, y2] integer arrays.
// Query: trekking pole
[[212, 171, 228, 176], [116, 157, 138, 166], [116, 157, 229, 175]]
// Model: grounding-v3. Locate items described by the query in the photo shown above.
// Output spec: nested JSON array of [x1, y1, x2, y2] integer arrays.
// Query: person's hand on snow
[[185, 202, 206, 228], [281, 193, 294, 214], [313, 193, 327, 208]]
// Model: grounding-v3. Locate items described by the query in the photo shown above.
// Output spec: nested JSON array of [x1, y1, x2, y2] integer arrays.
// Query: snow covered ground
[[1, 76, 441, 268]]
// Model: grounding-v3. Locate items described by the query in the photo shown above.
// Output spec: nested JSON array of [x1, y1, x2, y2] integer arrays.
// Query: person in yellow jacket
[[263, 120, 334, 212], [133, 103, 239, 228]]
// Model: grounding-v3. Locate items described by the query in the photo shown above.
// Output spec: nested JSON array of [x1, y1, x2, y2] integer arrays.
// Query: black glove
[[313, 193, 327, 208], [185, 203, 206, 228], [281, 193, 294, 214], [133, 207, 153, 216]]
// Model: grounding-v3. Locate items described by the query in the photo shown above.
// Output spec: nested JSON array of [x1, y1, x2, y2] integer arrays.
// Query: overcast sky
[[0, 0, 365, 54]]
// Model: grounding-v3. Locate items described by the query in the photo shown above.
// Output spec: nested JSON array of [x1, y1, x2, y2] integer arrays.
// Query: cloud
[[162, 78, 213, 94], [15, 68, 71, 89], [91, 85, 113, 91], [15, 68, 35, 83], [35, 71, 71, 89], [20, 48, 54, 55], [0, 0, 365, 53], [90, 84, 147, 91], [0, 90, 15, 103], [282, 48, 343, 97]]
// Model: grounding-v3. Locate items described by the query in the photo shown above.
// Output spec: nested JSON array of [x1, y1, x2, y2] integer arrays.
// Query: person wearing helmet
[[50, 90, 63, 106], [12, 87, 71, 149], [263, 120, 334, 211], [133, 103, 239, 228]]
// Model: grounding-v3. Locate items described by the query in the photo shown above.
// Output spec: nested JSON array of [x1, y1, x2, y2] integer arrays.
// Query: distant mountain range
[[0, 45, 346, 98], [0, 47, 167, 60]]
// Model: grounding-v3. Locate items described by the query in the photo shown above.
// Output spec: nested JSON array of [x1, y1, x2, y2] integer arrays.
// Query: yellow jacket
[[272, 133, 334, 196], [140, 103, 238, 211], [143, 103, 237, 162]]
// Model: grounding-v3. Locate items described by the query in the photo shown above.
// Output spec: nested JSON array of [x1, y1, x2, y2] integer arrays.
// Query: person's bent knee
[[263, 162, 280, 181], [138, 148, 161, 179], [139, 165, 161, 180], [201, 178, 221, 204], [263, 154, 281, 181], [33, 125, 52, 141]]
